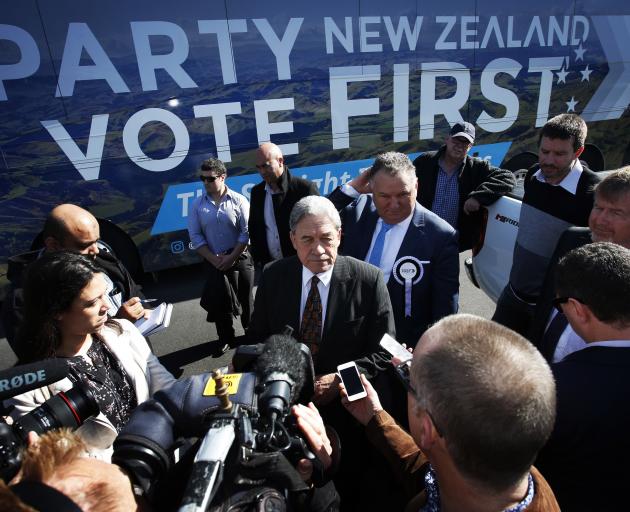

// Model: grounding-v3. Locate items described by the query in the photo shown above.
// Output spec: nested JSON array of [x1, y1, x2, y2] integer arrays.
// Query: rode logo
[[495, 213, 519, 227]]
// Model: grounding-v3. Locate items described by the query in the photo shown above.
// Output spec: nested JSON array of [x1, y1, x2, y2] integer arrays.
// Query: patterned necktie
[[300, 276, 322, 358], [368, 222, 393, 267]]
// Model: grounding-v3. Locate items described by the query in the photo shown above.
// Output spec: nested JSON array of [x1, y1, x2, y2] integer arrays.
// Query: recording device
[[0, 361, 99, 482], [113, 333, 333, 511], [336, 362, 367, 401]]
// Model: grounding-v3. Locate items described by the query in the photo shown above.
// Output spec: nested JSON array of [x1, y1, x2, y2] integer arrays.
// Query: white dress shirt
[[299, 265, 334, 335], [533, 159, 583, 194]]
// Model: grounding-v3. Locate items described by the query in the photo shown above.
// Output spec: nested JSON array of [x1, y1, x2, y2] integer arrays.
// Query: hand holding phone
[[337, 362, 367, 401], [379, 333, 412, 363]]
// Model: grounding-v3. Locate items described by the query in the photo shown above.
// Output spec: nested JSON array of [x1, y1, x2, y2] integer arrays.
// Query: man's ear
[[44, 236, 61, 252], [574, 146, 585, 159], [290, 230, 298, 251], [568, 298, 591, 324], [418, 412, 439, 451]]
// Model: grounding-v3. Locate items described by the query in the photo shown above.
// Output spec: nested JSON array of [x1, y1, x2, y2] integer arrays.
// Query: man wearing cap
[[413, 122, 515, 251]]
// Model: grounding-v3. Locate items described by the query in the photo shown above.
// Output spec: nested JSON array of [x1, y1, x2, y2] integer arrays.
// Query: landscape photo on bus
[[1, 0, 628, 295]]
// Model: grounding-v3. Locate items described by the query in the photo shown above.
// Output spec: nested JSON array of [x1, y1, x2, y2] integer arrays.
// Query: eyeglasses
[[409, 384, 444, 438], [199, 175, 221, 183], [552, 296, 586, 312]]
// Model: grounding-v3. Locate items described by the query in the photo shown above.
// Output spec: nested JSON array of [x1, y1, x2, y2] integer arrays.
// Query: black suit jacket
[[247, 255, 395, 377], [528, 227, 592, 359], [248, 167, 319, 266], [536, 346, 630, 511]]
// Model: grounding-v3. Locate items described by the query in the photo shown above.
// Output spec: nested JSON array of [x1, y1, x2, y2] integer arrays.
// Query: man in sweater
[[413, 122, 516, 250], [492, 114, 600, 336]]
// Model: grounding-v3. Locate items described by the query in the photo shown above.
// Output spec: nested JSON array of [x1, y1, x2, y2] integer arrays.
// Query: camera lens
[[15, 383, 99, 439]]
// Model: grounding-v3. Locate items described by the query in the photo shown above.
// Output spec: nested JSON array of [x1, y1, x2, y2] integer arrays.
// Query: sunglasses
[[199, 175, 222, 183], [552, 296, 586, 312]]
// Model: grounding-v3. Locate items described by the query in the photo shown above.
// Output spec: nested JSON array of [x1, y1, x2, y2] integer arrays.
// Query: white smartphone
[[337, 361, 367, 401], [379, 333, 412, 363]]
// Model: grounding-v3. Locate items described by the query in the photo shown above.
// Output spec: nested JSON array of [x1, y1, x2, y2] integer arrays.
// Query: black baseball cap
[[450, 122, 475, 143]]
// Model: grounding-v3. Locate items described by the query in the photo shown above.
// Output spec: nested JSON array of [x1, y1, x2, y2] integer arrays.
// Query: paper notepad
[[135, 302, 173, 336]]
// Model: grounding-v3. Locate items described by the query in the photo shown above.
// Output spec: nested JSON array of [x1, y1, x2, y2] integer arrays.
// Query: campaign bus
[[1, 0, 629, 293]]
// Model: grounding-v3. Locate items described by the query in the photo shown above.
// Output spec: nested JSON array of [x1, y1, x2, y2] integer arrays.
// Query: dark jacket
[[413, 147, 515, 250], [248, 166, 319, 266], [1, 243, 143, 360]]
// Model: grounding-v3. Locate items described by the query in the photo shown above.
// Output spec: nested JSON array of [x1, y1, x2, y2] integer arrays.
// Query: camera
[[113, 335, 338, 511], [0, 380, 99, 482]]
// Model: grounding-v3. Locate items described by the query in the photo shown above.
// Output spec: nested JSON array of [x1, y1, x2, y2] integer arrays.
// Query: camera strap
[[11, 481, 83, 512]]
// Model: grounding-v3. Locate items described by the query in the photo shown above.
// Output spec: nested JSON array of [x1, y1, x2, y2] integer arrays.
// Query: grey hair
[[289, 196, 341, 232], [367, 152, 417, 181]]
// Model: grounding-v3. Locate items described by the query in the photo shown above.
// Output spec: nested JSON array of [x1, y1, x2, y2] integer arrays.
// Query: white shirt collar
[[301, 265, 334, 288], [533, 159, 583, 195]]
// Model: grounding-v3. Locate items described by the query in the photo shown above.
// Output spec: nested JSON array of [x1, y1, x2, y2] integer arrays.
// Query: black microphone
[[0, 360, 69, 401], [256, 335, 306, 420]]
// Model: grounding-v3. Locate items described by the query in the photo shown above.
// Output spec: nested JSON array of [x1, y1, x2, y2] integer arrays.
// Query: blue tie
[[368, 222, 393, 267]]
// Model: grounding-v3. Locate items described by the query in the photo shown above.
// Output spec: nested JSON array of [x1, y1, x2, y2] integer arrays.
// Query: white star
[[566, 96, 579, 112], [580, 65, 592, 82], [574, 43, 586, 62], [556, 67, 570, 84]]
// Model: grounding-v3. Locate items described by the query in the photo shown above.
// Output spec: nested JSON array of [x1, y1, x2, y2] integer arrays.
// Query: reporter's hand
[[340, 374, 383, 426], [292, 402, 333, 481], [117, 297, 145, 321], [313, 373, 340, 406]]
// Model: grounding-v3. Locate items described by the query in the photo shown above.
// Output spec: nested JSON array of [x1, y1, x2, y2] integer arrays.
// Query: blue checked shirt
[[187, 188, 250, 254], [431, 164, 461, 228]]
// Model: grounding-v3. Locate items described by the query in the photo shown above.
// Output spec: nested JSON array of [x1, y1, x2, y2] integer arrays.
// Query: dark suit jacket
[[246, 255, 395, 377], [329, 190, 459, 346], [413, 147, 515, 251], [528, 227, 592, 359], [536, 346, 630, 511], [248, 166, 319, 266]]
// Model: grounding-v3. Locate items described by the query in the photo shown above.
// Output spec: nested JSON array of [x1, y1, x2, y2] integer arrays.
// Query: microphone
[[256, 335, 306, 420], [0, 360, 69, 401]]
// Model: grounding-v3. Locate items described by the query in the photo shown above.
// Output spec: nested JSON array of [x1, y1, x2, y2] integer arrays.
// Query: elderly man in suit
[[247, 195, 395, 404], [328, 151, 459, 347], [248, 142, 319, 268], [247, 195, 397, 509]]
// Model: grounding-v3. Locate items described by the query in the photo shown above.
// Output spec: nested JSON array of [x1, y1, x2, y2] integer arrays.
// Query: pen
[[140, 299, 159, 304]]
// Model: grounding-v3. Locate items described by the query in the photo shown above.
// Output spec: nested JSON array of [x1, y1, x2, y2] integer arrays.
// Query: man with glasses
[[529, 167, 630, 361], [248, 142, 319, 268], [188, 157, 253, 351], [413, 122, 515, 251], [336, 314, 559, 511], [2, 204, 146, 359], [535, 242, 630, 511]]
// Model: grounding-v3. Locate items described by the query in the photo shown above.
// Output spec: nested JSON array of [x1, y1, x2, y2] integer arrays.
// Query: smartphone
[[379, 333, 412, 363], [337, 361, 367, 401]]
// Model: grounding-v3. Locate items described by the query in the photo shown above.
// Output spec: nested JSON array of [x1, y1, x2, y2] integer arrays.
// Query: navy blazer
[[329, 189, 459, 346]]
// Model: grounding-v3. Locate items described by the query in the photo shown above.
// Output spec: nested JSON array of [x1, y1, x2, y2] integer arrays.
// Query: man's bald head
[[255, 142, 285, 187], [43, 204, 100, 256]]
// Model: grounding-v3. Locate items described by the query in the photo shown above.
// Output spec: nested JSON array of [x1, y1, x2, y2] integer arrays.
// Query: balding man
[[335, 314, 559, 511], [2, 204, 145, 359], [248, 142, 319, 267]]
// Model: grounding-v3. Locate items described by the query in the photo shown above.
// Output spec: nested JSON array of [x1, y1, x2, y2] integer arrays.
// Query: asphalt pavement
[[0, 251, 494, 376]]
